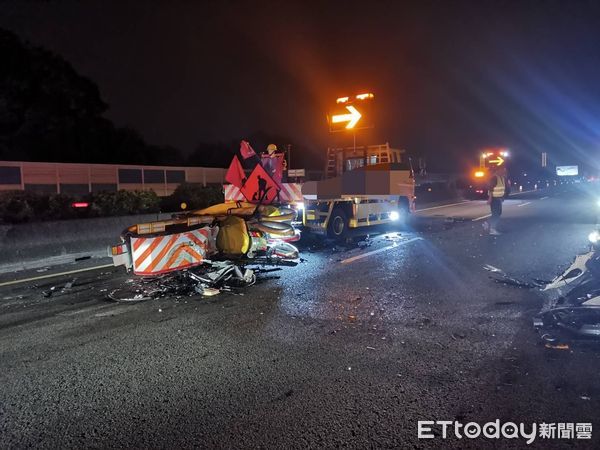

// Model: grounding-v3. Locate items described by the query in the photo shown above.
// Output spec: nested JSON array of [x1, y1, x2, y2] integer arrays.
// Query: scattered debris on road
[[357, 236, 372, 248], [382, 232, 402, 242], [485, 243, 600, 348], [42, 277, 78, 298], [42, 286, 56, 298], [107, 260, 296, 302], [483, 264, 535, 288]]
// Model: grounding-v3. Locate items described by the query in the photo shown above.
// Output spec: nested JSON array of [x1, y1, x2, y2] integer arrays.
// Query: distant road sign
[[328, 93, 374, 132], [556, 165, 578, 176], [287, 169, 305, 177]]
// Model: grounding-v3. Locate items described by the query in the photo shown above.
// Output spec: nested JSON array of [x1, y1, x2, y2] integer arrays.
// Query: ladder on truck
[[325, 147, 337, 179]]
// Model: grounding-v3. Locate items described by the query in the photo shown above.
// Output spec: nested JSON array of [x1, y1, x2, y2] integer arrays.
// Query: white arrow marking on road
[[340, 237, 424, 264], [331, 105, 362, 129]]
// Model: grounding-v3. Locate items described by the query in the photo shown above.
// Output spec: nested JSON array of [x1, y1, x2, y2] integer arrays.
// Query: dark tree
[[0, 28, 183, 165]]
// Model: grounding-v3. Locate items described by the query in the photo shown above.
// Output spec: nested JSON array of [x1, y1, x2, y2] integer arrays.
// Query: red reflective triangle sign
[[240, 164, 280, 204]]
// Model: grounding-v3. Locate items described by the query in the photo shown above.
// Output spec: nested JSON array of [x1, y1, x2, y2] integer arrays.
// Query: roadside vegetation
[[0, 184, 223, 223]]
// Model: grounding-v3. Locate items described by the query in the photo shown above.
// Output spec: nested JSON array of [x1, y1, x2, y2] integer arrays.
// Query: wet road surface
[[2, 187, 600, 448]]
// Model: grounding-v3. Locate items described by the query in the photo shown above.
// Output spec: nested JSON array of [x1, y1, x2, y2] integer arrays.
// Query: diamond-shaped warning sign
[[241, 164, 280, 204]]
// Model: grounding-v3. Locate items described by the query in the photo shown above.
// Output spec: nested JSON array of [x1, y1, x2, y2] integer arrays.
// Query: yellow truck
[[301, 143, 415, 238]]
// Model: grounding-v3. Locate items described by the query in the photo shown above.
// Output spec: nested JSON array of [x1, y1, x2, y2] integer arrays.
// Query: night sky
[[2, 0, 600, 172]]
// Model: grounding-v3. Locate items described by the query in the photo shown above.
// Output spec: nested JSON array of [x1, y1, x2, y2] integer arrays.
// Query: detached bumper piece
[[485, 249, 600, 348]]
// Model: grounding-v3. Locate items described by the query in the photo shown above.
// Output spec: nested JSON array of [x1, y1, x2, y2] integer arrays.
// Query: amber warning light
[[474, 170, 485, 178], [336, 93, 374, 104]]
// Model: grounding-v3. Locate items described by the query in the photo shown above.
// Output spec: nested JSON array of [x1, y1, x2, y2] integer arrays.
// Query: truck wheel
[[327, 208, 348, 239], [398, 197, 410, 214], [398, 200, 410, 217]]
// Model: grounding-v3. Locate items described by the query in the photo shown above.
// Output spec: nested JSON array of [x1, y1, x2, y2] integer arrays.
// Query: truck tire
[[398, 197, 410, 216], [327, 208, 349, 239]]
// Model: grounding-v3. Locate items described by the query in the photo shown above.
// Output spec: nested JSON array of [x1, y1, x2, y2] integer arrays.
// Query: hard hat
[[267, 143, 278, 153]]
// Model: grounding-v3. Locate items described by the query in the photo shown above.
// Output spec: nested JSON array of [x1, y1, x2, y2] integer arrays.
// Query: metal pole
[[56, 163, 60, 194]]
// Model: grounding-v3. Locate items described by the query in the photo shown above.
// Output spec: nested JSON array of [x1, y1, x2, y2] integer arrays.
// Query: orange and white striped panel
[[225, 183, 303, 203], [130, 228, 216, 276], [279, 183, 303, 203], [224, 184, 244, 202]]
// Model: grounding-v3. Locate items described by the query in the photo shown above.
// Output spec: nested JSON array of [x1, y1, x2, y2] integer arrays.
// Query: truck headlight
[[589, 231, 600, 244], [390, 211, 400, 221]]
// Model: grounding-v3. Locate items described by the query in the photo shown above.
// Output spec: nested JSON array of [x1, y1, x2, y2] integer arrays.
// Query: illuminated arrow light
[[332, 105, 362, 129], [488, 156, 505, 166], [336, 96, 349, 104], [355, 93, 374, 100]]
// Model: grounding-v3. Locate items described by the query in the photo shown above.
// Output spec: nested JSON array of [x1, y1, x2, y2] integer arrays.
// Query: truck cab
[[302, 143, 415, 238]]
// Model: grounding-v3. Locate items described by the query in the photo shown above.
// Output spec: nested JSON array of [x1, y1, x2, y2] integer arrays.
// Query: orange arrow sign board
[[331, 105, 362, 129], [488, 156, 504, 166]]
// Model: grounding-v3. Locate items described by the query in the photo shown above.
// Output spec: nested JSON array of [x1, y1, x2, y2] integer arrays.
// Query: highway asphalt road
[[2, 186, 600, 448]]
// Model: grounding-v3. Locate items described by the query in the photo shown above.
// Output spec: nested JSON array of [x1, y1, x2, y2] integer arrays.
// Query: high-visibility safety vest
[[491, 175, 506, 198]]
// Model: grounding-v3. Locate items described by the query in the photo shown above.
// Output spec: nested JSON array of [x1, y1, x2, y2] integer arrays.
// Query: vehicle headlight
[[596, 199, 600, 208], [390, 211, 400, 221], [589, 231, 600, 244]]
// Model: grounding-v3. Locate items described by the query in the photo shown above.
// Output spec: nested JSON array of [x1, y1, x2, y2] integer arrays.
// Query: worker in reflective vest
[[485, 166, 509, 235]]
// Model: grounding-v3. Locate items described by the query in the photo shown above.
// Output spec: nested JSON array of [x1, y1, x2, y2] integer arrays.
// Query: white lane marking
[[416, 201, 472, 212], [473, 214, 492, 221], [0, 264, 114, 287], [340, 237, 424, 264], [416, 189, 546, 213], [510, 189, 538, 196], [58, 303, 115, 317], [541, 196, 549, 200], [94, 307, 131, 318], [517, 201, 531, 207]]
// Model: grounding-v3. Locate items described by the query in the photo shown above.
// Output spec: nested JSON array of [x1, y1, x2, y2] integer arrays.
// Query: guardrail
[[0, 212, 172, 273]]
